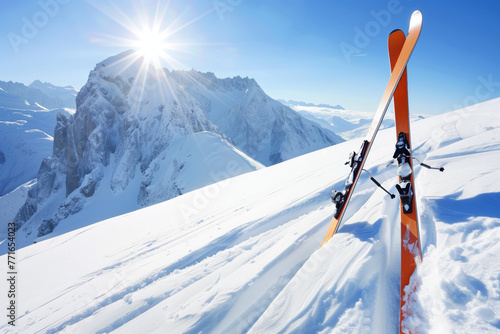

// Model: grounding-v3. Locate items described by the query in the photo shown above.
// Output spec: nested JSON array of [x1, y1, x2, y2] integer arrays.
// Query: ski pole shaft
[[370, 177, 396, 198], [362, 169, 396, 199]]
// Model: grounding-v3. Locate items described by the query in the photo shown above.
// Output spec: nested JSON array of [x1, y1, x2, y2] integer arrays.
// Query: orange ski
[[321, 11, 423, 247], [388, 29, 422, 334]]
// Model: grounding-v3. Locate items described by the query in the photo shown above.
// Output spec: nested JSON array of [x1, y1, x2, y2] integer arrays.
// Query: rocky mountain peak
[[13, 50, 343, 243]]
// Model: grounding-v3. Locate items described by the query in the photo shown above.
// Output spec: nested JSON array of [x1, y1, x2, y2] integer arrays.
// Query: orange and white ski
[[388, 28, 422, 334]]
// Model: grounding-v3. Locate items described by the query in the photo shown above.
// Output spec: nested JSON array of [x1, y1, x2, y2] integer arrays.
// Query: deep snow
[[1, 98, 500, 333]]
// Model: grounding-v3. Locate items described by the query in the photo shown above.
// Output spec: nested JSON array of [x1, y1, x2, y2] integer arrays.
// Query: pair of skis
[[320, 10, 423, 247], [320, 10, 434, 334]]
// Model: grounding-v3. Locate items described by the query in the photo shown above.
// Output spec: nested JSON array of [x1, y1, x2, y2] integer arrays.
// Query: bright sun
[[89, 1, 210, 72], [133, 27, 168, 65]]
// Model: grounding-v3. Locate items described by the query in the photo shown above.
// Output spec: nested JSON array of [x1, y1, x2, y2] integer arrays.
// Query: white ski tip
[[410, 10, 423, 29]]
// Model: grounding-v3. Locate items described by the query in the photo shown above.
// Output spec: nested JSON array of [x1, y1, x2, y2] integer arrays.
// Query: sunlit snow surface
[[2, 98, 500, 333]]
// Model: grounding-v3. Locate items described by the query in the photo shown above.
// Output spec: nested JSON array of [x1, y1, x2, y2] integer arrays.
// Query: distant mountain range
[[29, 80, 78, 109], [0, 79, 78, 110], [278, 99, 345, 110], [288, 103, 426, 141]]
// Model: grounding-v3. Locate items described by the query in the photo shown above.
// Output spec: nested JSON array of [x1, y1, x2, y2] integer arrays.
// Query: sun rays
[[86, 0, 215, 110]]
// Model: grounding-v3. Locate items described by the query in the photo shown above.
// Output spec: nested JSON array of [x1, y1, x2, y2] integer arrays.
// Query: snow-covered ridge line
[[279, 99, 345, 110]]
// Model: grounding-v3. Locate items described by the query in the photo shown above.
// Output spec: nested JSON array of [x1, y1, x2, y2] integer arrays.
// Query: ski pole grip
[[420, 163, 432, 169]]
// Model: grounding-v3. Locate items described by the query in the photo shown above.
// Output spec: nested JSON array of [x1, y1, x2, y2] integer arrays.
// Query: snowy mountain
[[0, 79, 77, 196], [3, 98, 499, 333], [10, 50, 263, 246], [10, 50, 341, 247], [0, 86, 39, 110], [29, 80, 78, 108]]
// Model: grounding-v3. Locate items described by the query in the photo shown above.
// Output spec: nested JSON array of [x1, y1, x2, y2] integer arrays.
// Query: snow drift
[[2, 97, 499, 333]]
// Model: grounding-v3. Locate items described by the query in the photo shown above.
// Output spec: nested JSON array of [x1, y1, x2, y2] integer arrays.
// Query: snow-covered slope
[[0, 180, 33, 242], [3, 98, 499, 333]]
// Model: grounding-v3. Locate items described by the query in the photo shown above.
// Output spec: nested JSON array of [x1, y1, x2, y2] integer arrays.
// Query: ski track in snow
[[1, 98, 500, 333]]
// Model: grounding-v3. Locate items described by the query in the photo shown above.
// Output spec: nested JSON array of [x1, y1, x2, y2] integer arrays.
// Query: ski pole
[[413, 157, 445, 171]]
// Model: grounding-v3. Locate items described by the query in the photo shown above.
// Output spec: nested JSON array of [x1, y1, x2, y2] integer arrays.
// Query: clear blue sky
[[1, 0, 499, 115]]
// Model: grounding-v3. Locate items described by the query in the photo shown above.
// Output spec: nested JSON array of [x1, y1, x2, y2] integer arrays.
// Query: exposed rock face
[[14, 51, 220, 235], [13, 156, 60, 229]]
